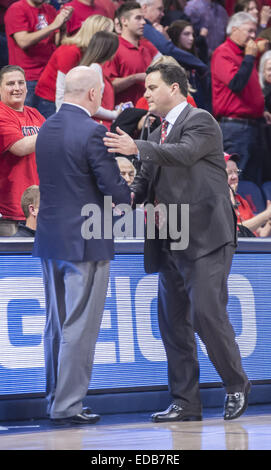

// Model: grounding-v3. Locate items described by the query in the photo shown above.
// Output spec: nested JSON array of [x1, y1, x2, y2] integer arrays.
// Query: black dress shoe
[[224, 384, 250, 420], [151, 404, 202, 423], [50, 410, 100, 426]]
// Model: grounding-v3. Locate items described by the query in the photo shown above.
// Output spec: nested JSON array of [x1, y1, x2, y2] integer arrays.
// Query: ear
[[88, 87, 95, 102], [29, 204, 38, 217], [171, 82, 180, 94]]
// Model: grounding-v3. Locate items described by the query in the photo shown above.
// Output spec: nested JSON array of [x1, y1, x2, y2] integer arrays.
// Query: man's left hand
[[103, 127, 139, 156]]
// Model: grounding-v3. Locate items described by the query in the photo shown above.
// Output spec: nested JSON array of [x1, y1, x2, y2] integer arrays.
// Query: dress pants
[[158, 243, 249, 412], [41, 258, 110, 419]]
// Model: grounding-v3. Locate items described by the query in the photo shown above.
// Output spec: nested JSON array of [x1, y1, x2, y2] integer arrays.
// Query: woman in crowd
[[167, 19, 210, 110], [234, 0, 271, 34], [34, 15, 114, 118], [226, 153, 271, 237], [79, 30, 123, 130], [259, 50, 271, 112]]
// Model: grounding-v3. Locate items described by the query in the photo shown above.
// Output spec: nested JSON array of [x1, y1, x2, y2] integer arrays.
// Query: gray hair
[[259, 50, 271, 88], [226, 12, 257, 35]]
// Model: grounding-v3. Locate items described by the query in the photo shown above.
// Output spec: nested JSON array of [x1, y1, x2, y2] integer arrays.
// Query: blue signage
[[0, 252, 271, 396]]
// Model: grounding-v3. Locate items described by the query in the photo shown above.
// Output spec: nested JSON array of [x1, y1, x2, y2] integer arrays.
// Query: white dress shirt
[[162, 100, 188, 141]]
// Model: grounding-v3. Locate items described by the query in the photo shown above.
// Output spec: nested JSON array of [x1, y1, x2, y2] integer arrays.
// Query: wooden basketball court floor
[[0, 404, 270, 451]]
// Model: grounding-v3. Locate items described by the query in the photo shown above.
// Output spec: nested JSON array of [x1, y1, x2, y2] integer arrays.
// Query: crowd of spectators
[[1, 0, 271, 237]]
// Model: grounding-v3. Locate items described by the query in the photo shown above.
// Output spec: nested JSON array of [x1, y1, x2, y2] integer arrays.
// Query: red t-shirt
[[64, 0, 108, 35], [104, 36, 158, 106], [4, 0, 57, 81], [0, 102, 45, 220], [234, 193, 254, 225], [35, 44, 82, 101], [98, 0, 116, 19], [211, 38, 265, 119]]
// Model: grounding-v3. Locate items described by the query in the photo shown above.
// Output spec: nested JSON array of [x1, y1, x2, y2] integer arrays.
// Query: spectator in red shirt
[[226, 153, 271, 236], [0, 65, 45, 236], [64, 0, 109, 35], [0, 0, 17, 67], [211, 12, 266, 185], [4, 0, 72, 107], [104, 2, 160, 106], [34, 14, 114, 118]]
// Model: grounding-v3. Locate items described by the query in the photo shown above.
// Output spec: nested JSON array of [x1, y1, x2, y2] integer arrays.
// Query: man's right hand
[[245, 39, 258, 57], [52, 6, 73, 30]]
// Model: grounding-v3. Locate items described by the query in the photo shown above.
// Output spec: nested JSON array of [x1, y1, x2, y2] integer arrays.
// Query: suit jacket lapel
[[147, 103, 192, 188], [163, 103, 192, 144]]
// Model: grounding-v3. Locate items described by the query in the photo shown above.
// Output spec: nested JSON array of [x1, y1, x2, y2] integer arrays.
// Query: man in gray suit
[[33, 66, 131, 425], [104, 63, 250, 422]]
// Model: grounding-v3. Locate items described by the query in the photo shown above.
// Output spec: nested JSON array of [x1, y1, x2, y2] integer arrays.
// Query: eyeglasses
[[227, 169, 242, 176]]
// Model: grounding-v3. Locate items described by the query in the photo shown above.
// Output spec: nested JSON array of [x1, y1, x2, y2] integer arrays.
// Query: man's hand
[[53, 6, 73, 30], [103, 127, 139, 156], [245, 39, 258, 56], [256, 38, 269, 54], [153, 22, 170, 39], [260, 5, 271, 27], [264, 110, 271, 125]]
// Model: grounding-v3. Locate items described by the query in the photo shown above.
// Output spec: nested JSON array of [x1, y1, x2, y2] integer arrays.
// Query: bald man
[[33, 66, 131, 425]]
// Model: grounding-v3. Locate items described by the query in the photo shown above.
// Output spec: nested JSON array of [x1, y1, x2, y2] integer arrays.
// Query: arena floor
[[0, 404, 270, 451]]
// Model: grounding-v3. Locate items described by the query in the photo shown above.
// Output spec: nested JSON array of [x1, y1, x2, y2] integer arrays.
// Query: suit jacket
[[33, 104, 131, 262], [132, 104, 237, 272]]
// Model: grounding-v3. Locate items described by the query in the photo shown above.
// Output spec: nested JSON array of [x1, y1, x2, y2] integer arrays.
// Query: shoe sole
[[151, 415, 202, 423], [50, 415, 100, 426]]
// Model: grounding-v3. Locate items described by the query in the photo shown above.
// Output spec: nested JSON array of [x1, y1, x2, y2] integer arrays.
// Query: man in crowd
[[184, 0, 228, 56], [63, 0, 110, 36], [211, 12, 265, 184], [4, 0, 72, 106], [104, 63, 250, 422], [33, 66, 131, 425], [116, 156, 137, 186], [104, 2, 160, 106], [14, 185, 40, 237], [0, 65, 45, 237], [137, 0, 207, 73]]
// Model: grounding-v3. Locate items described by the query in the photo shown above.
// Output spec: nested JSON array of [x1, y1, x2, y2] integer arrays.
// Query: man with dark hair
[[0, 65, 45, 236], [104, 62, 250, 423], [137, 0, 207, 73], [104, 1, 160, 105]]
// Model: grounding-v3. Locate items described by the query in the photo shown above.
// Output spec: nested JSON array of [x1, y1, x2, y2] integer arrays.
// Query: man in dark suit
[[33, 66, 131, 425], [103, 63, 250, 422]]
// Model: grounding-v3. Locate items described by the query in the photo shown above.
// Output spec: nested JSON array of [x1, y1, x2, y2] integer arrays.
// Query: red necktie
[[160, 119, 169, 144], [154, 120, 169, 228]]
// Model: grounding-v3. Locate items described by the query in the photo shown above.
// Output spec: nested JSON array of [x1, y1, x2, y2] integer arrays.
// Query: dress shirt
[[63, 102, 91, 117], [162, 101, 188, 140]]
